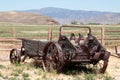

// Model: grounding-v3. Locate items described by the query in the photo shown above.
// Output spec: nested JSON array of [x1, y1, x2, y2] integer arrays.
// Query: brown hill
[[0, 11, 59, 25]]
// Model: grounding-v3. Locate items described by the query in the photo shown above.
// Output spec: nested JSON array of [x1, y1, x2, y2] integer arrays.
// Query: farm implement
[[9, 25, 110, 73]]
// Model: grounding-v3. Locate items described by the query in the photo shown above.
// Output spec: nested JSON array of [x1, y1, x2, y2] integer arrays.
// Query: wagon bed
[[21, 39, 47, 57], [10, 25, 111, 74]]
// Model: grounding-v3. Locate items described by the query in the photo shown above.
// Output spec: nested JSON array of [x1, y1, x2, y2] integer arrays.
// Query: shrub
[[104, 75, 113, 80], [0, 64, 5, 69], [85, 74, 95, 80], [22, 72, 29, 77]]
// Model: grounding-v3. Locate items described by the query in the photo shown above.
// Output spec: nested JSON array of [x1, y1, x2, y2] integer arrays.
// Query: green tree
[[80, 22, 84, 25], [88, 23, 101, 25], [71, 20, 78, 24]]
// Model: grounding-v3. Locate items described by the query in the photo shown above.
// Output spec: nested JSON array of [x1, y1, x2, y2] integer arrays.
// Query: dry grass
[[0, 50, 119, 80]]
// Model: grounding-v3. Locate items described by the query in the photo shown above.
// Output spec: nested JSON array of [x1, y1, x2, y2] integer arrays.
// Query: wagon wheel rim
[[98, 61, 104, 72], [93, 60, 103, 73], [92, 59, 108, 74], [10, 49, 21, 64], [44, 43, 63, 72], [97, 60, 108, 74]]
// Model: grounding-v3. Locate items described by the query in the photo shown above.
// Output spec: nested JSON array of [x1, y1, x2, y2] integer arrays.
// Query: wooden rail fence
[[0, 26, 120, 51]]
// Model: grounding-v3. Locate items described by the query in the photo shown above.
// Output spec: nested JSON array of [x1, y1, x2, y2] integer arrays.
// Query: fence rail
[[0, 26, 120, 51]]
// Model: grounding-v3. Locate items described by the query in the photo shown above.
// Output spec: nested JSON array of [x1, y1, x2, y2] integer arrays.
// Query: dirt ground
[[0, 50, 120, 80]]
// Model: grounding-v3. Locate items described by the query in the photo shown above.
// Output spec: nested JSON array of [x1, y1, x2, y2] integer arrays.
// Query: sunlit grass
[[0, 23, 120, 48], [0, 60, 114, 80]]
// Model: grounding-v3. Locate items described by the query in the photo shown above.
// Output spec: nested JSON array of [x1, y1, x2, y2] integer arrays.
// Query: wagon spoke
[[43, 42, 64, 73], [10, 49, 21, 64], [46, 55, 52, 61]]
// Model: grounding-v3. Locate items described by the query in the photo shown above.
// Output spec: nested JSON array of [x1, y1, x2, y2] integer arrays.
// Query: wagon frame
[[10, 25, 110, 73]]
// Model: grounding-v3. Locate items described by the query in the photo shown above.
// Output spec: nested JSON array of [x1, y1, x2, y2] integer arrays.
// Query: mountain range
[[23, 7, 120, 24]]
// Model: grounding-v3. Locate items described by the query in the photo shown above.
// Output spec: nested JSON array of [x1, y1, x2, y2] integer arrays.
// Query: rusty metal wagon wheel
[[99, 61, 104, 71], [10, 49, 21, 64], [43, 42, 64, 73], [93, 51, 110, 74], [98, 60, 108, 74], [93, 60, 104, 73]]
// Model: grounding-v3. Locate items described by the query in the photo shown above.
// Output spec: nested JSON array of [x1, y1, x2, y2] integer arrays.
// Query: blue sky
[[0, 0, 120, 12]]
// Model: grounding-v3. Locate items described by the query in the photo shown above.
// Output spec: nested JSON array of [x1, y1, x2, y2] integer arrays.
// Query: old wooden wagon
[[10, 25, 110, 73]]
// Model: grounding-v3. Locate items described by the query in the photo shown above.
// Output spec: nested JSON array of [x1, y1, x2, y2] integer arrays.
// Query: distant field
[[0, 23, 60, 38], [0, 23, 120, 37], [0, 23, 120, 48]]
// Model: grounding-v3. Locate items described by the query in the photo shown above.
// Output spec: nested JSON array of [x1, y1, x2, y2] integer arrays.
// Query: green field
[[0, 23, 120, 47], [0, 23, 59, 38], [0, 24, 120, 38]]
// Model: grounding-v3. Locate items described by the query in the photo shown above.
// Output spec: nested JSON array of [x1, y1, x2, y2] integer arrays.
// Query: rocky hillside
[[0, 11, 59, 25], [24, 7, 120, 24]]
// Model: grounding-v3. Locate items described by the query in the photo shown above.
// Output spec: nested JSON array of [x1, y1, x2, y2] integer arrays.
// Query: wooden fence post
[[12, 27, 16, 39], [101, 27, 105, 46], [12, 27, 16, 45], [48, 26, 52, 40]]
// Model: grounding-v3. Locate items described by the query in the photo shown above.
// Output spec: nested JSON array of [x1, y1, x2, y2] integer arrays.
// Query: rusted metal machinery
[[9, 25, 110, 73], [115, 45, 120, 57]]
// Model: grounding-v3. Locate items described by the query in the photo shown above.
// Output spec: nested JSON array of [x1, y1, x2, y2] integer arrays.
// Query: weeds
[[37, 68, 44, 75], [11, 72, 19, 76], [0, 72, 3, 77], [0, 62, 114, 80], [97, 74, 104, 79], [8, 77, 18, 80], [74, 76, 82, 80], [115, 64, 120, 69], [3, 76, 8, 79], [0, 64, 5, 69], [22, 72, 29, 77], [85, 74, 95, 80], [16, 68, 23, 74], [42, 72, 48, 79], [26, 63, 35, 70], [13, 62, 21, 66], [36, 78, 40, 80], [104, 75, 114, 80], [22, 72, 30, 80], [23, 77, 30, 80]]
